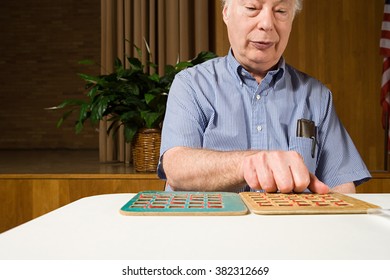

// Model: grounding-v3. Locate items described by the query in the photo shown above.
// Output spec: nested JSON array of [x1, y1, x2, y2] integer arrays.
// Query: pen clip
[[296, 119, 316, 158], [310, 136, 316, 158]]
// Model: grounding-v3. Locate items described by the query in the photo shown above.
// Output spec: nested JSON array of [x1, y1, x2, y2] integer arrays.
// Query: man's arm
[[162, 146, 330, 193], [331, 182, 356, 193], [162, 147, 252, 192]]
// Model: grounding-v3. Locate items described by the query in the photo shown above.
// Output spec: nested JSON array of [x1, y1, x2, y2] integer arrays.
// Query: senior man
[[158, 0, 370, 194]]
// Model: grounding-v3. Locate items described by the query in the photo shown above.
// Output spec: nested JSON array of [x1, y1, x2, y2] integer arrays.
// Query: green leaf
[[77, 73, 100, 84], [119, 111, 139, 121], [86, 87, 99, 98], [78, 103, 89, 124], [91, 96, 109, 121], [78, 59, 95, 65], [175, 61, 192, 70], [144, 93, 157, 105], [141, 111, 161, 128], [164, 65, 176, 75], [148, 73, 160, 82], [124, 83, 140, 96], [127, 57, 143, 72], [46, 99, 86, 110], [114, 57, 123, 69], [134, 45, 142, 60], [124, 124, 138, 143], [190, 51, 217, 65], [143, 38, 151, 56], [147, 61, 158, 70], [75, 120, 84, 134], [56, 110, 74, 128]]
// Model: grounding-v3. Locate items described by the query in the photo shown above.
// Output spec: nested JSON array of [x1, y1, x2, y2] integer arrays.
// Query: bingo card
[[120, 191, 248, 216], [239, 192, 380, 215]]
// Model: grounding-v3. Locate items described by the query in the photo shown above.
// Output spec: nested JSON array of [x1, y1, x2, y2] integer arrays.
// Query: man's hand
[[241, 150, 329, 194]]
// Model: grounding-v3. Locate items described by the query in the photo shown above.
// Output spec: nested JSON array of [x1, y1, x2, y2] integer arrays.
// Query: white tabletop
[[0, 193, 389, 260]]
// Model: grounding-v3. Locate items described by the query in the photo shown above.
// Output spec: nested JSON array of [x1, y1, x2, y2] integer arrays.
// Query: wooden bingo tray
[[239, 192, 380, 215], [120, 191, 248, 216]]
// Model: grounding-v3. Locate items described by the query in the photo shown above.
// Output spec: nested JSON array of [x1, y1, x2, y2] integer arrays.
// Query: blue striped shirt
[[158, 50, 371, 191]]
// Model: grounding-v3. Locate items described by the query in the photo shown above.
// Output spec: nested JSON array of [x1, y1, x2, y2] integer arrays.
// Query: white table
[[0, 193, 389, 260]]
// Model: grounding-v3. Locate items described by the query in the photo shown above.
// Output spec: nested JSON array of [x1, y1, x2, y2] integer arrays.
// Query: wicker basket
[[133, 128, 161, 172]]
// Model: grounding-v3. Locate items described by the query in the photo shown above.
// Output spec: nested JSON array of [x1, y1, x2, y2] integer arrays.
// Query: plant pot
[[133, 128, 161, 172]]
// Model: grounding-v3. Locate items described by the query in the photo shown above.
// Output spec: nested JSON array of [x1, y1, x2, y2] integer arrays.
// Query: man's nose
[[256, 8, 274, 31]]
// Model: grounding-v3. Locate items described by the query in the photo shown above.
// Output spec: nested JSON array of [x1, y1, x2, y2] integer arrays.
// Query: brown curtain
[[100, 0, 211, 163]]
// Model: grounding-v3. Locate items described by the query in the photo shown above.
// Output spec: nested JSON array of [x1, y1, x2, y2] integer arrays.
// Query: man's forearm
[[162, 147, 256, 191], [331, 182, 356, 193], [162, 147, 331, 194]]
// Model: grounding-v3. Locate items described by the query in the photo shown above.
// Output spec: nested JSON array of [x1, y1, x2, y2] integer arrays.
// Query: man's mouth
[[251, 41, 274, 50]]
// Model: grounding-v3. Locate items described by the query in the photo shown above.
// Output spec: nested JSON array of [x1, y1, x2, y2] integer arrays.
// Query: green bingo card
[[120, 191, 248, 216]]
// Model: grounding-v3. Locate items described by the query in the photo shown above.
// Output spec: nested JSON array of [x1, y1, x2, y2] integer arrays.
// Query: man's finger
[[307, 173, 330, 194]]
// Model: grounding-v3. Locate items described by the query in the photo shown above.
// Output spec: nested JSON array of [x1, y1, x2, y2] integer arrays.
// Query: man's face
[[223, 0, 295, 75]]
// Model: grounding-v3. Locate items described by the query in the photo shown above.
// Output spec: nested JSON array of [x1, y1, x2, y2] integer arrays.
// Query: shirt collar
[[227, 48, 285, 87]]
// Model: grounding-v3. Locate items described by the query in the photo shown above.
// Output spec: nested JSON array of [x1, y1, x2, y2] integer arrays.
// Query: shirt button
[[256, 125, 263, 132], [256, 95, 261, 100]]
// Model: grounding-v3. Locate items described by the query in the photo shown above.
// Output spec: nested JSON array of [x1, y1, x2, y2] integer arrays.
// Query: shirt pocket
[[288, 136, 317, 173]]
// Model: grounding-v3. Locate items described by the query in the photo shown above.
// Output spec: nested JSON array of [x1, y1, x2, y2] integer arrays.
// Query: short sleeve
[[315, 91, 371, 187]]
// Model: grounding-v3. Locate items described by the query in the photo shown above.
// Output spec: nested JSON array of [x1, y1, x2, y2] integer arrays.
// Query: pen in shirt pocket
[[296, 119, 316, 158]]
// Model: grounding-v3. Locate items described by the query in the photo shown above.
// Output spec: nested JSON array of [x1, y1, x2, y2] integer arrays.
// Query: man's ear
[[222, 5, 229, 23]]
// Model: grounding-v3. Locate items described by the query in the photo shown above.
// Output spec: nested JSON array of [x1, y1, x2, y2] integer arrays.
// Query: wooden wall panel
[[0, 181, 32, 233], [0, 176, 165, 233], [357, 172, 390, 193], [212, 0, 386, 172], [0, 0, 100, 149]]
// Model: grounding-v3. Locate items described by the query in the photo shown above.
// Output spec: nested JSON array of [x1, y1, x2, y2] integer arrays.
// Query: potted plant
[[48, 46, 217, 171]]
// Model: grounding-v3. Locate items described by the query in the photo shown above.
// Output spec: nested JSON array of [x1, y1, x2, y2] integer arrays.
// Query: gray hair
[[222, 0, 303, 15]]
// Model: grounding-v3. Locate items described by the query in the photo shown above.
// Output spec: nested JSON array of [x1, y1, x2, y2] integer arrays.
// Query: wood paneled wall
[[0, 0, 100, 149], [212, 0, 386, 172], [0, 174, 165, 233]]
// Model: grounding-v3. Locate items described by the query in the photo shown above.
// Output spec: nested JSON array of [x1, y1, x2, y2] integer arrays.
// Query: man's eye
[[276, 9, 286, 14], [246, 6, 256, 11]]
